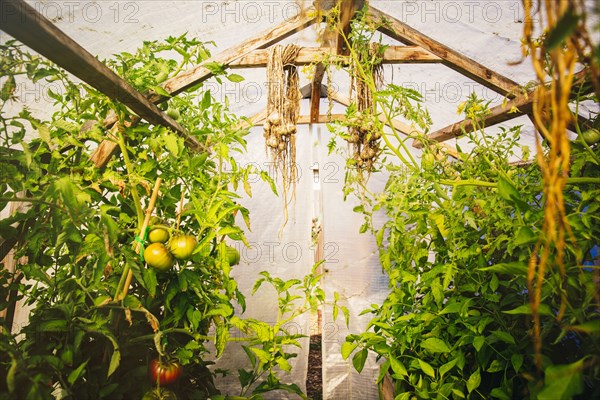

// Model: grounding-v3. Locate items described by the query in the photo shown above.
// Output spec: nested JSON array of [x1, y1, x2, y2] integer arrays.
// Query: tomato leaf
[[227, 73, 245, 83], [389, 355, 408, 377], [545, 10, 580, 50], [538, 359, 585, 400], [440, 357, 458, 379], [418, 359, 435, 378], [215, 323, 229, 358], [68, 360, 89, 385], [479, 262, 528, 275]]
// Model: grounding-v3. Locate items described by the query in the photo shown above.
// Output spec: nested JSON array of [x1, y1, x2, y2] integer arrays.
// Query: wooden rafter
[[413, 92, 534, 149], [413, 70, 593, 148], [368, 5, 520, 96], [0, 0, 190, 140], [229, 46, 441, 68]]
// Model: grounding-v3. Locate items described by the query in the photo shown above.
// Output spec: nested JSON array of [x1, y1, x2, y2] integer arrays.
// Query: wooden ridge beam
[[250, 114, 346, 126], [368, 5, 520, 96], [337, 0, 365, 55], [0, 0, 191, 141], [229, 46, 441, 67], [148, 13, 318, 103]]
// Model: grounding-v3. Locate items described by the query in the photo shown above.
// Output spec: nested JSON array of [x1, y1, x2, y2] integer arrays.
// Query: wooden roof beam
[[229, 46, 441, 67], [0, 0, 192, 143], [368, 5, 520, 97]]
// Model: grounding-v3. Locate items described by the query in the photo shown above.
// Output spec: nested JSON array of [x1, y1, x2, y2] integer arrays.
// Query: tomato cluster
[[143, 226, 197, 273]]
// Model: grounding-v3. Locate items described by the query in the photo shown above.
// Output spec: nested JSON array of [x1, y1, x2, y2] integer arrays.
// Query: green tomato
[[581, 128, 600, 145], [148, 228, 170, 243], [225, 245, 240, 266], [144, 243, 174, 272], [169, 235, 197, 260], [141, 388, 178, 400], [421, 152, 435, 169], [166, 107, 180, 120]]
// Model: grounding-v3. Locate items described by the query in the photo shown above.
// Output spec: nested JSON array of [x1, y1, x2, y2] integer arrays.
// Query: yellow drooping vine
[[522, 0, 600, 369]]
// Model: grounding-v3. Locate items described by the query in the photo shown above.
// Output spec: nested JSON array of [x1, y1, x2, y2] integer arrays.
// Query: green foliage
[[0, 36, 302, 400], [343, 91, 600, 398], [230, 263, 324, 399]]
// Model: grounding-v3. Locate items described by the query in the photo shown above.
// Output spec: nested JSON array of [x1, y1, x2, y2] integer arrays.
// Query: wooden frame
[[368, 5, 520, 97]]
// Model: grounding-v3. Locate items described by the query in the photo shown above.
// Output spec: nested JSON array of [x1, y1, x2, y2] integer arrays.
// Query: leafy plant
[[0, 35, 303, 400], [341, 93, 600, 399]]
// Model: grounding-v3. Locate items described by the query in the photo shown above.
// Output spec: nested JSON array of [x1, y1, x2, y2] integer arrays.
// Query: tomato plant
[[339, 92, 600, 399], [149, 358, 183, 386], [325, 10, 599, 399], [144, 243, 175, 272], [0, 35, 291, 400]]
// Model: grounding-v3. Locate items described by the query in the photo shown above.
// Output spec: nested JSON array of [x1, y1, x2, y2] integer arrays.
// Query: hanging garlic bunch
[[345, 43, 384, 171], [263, 44, 301, 223]]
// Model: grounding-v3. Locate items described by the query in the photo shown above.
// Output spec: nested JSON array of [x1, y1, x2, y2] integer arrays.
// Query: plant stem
[[116, 127, 145, 227], [439, 179, 498, 188], [0, 196, 66, 211]]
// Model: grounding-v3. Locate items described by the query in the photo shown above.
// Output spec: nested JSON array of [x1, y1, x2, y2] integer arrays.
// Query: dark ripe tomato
[[144, 243, 174, 272], [169, 235, 197, 260], [148, 228, 170, 243], [149, 359, 183, 386], [141, 387, 178, 400]]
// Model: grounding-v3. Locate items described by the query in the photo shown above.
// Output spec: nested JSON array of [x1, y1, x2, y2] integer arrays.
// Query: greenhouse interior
[[0, 0, 599, 399]]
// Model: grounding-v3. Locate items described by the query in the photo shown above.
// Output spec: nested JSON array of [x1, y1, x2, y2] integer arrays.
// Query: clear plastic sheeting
[[209, 124, 315, 398], [317, 126, 390, 400]]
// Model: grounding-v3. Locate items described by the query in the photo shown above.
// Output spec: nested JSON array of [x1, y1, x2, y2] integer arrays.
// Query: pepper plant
[[339, 93, 600, 399], [324, 6, 599, 399]]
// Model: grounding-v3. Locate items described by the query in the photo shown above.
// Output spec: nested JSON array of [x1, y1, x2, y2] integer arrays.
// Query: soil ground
[[306, 334, 323, 400]]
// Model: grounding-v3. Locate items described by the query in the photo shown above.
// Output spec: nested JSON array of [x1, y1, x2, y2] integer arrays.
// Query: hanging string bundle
[[346, 42, 384, 171], [264, 44, 301, 223]]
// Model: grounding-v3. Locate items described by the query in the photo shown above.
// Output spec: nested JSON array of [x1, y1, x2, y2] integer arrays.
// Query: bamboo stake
[[116, 178, 163, 301]]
